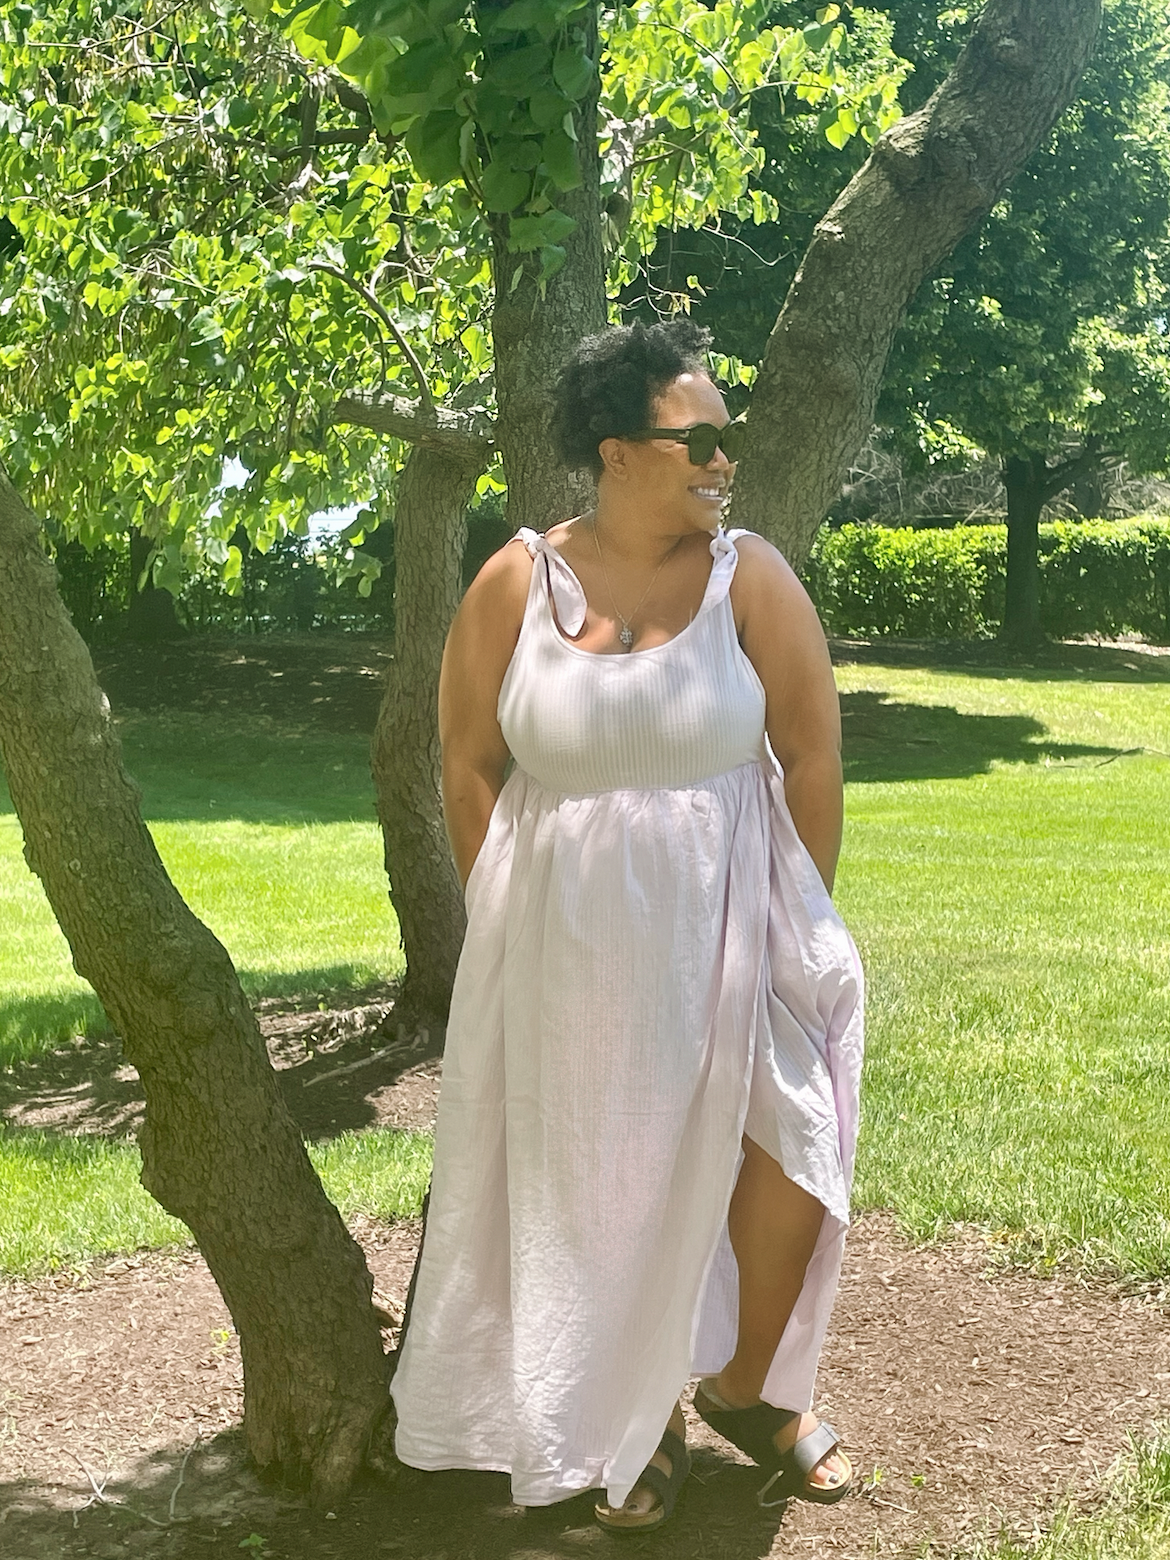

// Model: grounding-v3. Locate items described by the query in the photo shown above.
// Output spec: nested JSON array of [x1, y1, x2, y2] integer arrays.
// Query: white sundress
[[391, 526, 864, 1510]]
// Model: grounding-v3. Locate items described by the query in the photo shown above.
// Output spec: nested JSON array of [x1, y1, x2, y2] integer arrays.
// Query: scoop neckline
[[538, 525, 730, 661]]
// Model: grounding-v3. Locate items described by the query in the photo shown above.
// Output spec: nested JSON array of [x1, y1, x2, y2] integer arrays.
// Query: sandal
[[594, 1425, 691, 1531], [693, 1379, 852, 1507]]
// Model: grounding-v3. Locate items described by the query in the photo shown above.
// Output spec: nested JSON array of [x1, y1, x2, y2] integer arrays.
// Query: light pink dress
[[391, 527, 864, 1509]]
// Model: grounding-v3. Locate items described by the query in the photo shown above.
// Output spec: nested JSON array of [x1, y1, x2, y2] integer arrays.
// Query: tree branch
[[728, 0, 1103, 566], [309, 263, 434, 407], [331, 391, 495, 463]]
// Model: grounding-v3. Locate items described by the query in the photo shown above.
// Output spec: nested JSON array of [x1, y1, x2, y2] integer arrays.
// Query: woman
[[390, 320, 864, 1531]]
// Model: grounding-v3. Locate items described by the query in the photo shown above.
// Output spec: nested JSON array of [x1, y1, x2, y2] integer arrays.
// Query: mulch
[[3, 1045, 1170, 1560]]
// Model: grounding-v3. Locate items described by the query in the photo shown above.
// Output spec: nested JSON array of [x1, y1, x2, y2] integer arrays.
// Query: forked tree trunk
[[0, 470, 388, 1505], [1000, 451, 1047, 645], [729, 0, 1101, 567], [484, 4, 606, 532], [371, 442, 488, 1032]]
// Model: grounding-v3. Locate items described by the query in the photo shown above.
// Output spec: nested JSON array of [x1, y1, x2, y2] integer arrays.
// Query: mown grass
[[0, 712, 403, 1067], [956, 1432, 1170, 1559], [835, 660, 1170, 1278], [0, 1125, 432, 1276], [2, 654, 1169, 1287]]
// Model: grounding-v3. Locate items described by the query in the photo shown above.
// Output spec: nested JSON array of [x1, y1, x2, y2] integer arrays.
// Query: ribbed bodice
[[497, 527, 766, 794]]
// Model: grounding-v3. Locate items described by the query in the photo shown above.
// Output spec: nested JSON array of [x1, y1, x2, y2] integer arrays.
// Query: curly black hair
[[550, 318, 713, 476]]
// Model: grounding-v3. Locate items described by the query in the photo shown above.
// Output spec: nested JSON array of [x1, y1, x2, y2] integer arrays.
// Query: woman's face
[[600, 372, 737, 529]]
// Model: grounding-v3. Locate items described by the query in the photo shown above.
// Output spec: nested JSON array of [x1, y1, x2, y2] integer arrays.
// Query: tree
[[0, 0, 1101, 1500], [874, 0, 1170, 643]]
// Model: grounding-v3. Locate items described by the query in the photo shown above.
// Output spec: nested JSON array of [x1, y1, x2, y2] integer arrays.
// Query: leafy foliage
[[877, 0, 1170, 480], [1, 0, 906, 593], [807, 517, 1170, 642]]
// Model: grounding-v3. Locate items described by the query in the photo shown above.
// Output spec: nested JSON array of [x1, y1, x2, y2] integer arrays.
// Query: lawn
[[0, 710, 404, 1068], [1, 647, 1169, 1286], [834, 655, 1170, 1279]]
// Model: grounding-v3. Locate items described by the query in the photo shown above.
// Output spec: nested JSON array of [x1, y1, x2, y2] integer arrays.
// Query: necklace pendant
[[619, 624, 635, 649]]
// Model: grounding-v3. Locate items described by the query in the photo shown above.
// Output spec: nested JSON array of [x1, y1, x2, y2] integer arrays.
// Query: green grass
[[835, 660, 1170, 1278], [956, 1432, 1170, 1559], [0, 1125, 432, 1276], [0, 712, 403, 1066], [2, 656, 1170, 1286]]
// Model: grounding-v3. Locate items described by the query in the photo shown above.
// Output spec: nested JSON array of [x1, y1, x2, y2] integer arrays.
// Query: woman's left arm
[[733, 535, 843, 894]]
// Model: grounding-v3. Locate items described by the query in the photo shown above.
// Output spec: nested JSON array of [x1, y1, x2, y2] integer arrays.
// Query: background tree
[[873, 0, 1170, 643]]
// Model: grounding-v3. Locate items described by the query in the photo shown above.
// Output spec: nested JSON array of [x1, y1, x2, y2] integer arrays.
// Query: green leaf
[[540, 128, 580, 191], [227, 98, 258, 129], [405, 111, 463, 184], [508, 209, 576, 252], [480, 160, 531, 212], [486, 43, 552, 97], [385, 40, 450, 97], [552, 46, 594, 100]]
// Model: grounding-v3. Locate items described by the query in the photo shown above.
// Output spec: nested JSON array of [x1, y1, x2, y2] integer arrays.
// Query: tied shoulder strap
[[514, 527, 588, 636]]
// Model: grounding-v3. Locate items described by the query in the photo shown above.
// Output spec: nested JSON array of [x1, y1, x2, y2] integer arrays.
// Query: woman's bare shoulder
[[459, 534, 534, 625]]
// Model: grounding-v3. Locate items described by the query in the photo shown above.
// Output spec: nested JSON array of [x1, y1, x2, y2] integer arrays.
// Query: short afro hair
[[550, 318, 713, 477]]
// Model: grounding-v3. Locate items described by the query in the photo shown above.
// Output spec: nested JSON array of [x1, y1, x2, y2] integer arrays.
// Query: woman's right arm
[[438, 540, 533, 887]]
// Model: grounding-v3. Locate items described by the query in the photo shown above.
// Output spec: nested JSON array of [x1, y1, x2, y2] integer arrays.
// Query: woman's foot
[[705, 1372, 851, 1496], [595, 1401, 688, 1523]]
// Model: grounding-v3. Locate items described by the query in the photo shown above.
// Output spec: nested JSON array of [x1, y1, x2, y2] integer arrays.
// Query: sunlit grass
[[0, 713, 402, 1066], [835, 660, 1170, 1277], [0, 1126, 432, 1276]]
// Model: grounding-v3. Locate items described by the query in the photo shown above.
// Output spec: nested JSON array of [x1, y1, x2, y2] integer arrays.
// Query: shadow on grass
[[0, 967, 397, 1074], [841, 689, 1122, 783], [0, 974, 429, 1144], [0, 1427, 793, 1560], [832, 636, 1170, 684]]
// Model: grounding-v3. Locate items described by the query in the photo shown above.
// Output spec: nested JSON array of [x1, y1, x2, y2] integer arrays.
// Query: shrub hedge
[[805, 516, 1170, 643]]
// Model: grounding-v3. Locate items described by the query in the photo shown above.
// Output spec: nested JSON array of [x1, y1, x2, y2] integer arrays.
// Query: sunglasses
[[629, 420, 748, 465]]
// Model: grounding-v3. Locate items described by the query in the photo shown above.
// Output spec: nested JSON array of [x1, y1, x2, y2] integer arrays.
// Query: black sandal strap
[[693, 1384, 797, 1472], [636, 1426, 690, 1517], [789, 1419, 840, 1479]]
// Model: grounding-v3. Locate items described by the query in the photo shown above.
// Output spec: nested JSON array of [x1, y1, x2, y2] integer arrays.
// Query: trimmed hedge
[[805, 517, 1170, 643]]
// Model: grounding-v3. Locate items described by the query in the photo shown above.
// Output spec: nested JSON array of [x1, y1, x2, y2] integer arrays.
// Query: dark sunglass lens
[[720, 422, 747, 462], [686, 424, 719, 464]]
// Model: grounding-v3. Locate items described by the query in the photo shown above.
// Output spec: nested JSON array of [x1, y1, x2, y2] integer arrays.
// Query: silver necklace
[[591, 518, 681, 651]]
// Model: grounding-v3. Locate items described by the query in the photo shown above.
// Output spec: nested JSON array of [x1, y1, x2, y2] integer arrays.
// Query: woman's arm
[[732, 535, 844, 894], [438, 540, 532, 887]]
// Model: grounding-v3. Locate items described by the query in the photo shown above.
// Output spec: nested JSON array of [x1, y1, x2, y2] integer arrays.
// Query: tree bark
[[1000, 451, 1046, 645], [484, 4, 606, 532], [127, 525, 184, 641], [729, 0, 1102, 568], [0, 469, 388, 1506], [370, 442, 488, 1031]]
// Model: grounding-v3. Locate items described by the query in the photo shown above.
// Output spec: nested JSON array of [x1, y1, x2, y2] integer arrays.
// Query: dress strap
[[514, 527, 588, 636], [700, 527, 750, 611]]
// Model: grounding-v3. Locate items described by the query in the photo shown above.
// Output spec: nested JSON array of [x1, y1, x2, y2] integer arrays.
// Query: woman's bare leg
[[712, 1135, 848, 1490]]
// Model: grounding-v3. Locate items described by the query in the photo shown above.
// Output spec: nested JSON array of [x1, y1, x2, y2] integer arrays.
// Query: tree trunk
[[127, 526, 185, 641], [0, 470, 388, 1506], [1000, 452, 1047, 646], [1070, 453, 1110, 519], [371, 442, 488, 1031], [485, 5, 606, 533], [729, 0, 1102, 568]]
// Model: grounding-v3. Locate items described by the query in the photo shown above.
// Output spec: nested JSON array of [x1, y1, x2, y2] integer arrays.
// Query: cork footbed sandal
[[593, 1425, 691, 1531], [693, 1378, 852, 1507]]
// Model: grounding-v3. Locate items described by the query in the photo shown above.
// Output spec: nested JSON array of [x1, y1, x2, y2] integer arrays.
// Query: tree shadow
[[0, 1429, 800, 1560], [0, 977, 439, 1143], [841, 688, 1122, 783], [832, 635, 1170, 684]]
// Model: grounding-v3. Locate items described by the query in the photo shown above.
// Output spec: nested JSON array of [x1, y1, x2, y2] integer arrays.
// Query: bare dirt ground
[[3, 634, 1169, 1558], [3, 1026, 1170, 1560]]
